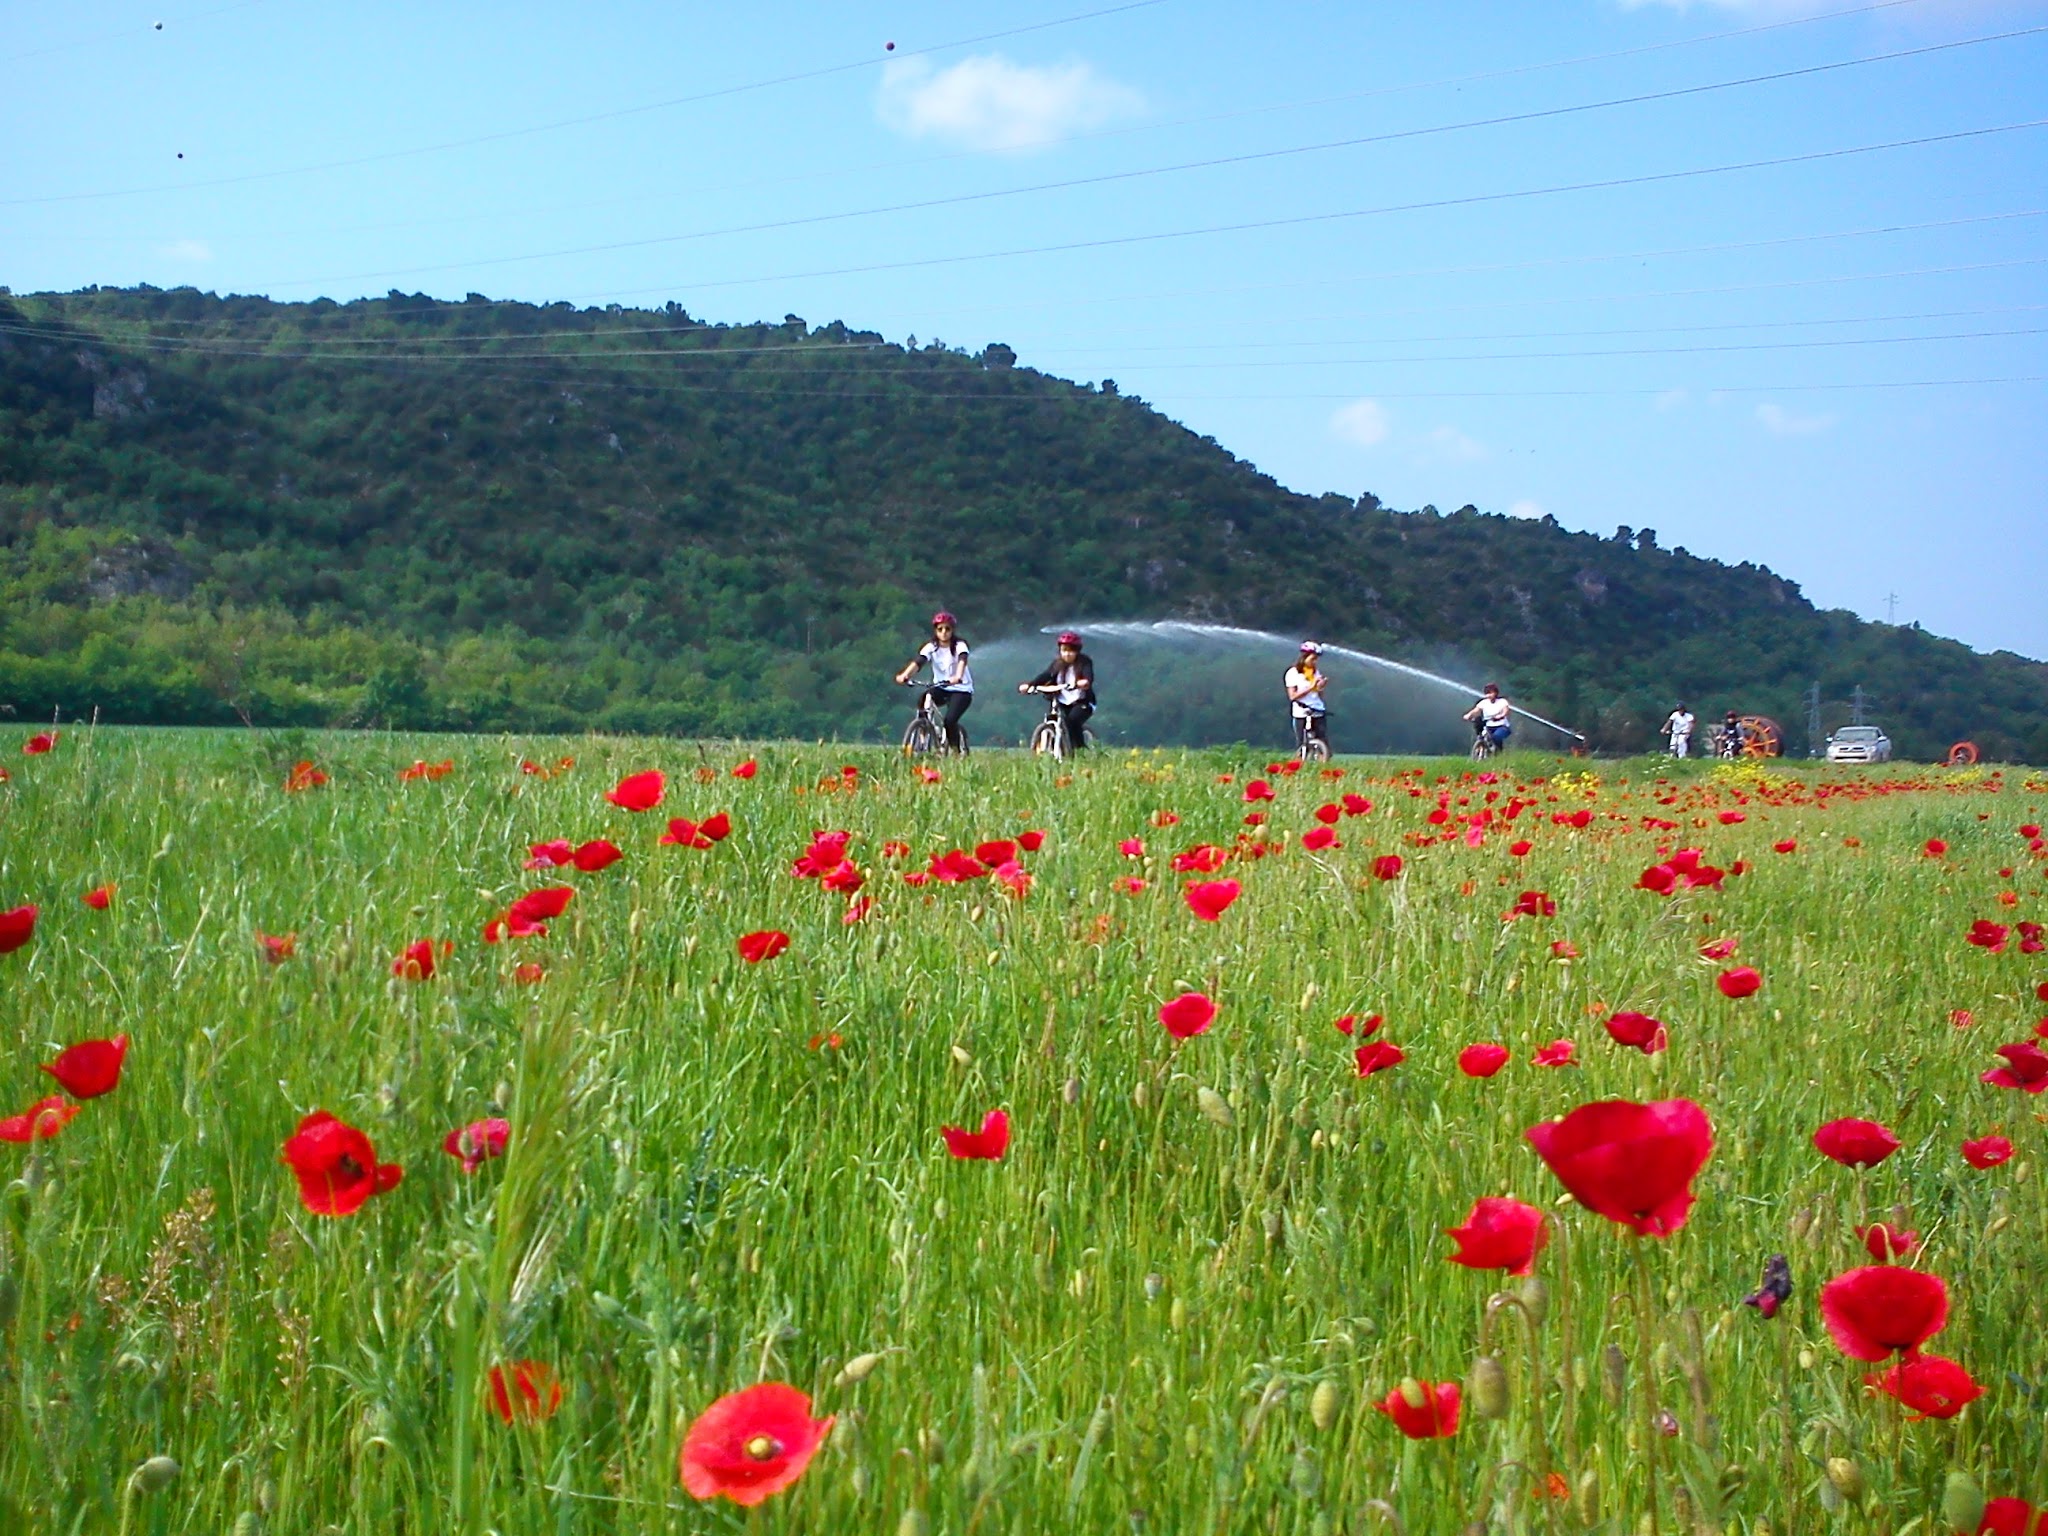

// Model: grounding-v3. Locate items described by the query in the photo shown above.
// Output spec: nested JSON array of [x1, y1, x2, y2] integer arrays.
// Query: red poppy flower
[[1773, 839, 1798, 854], [1716, 966, 1763, 999], [605, 769, 666, 812], [1819, 1265, 1948, 1360], [1549, 939, 1580, 960], [513, 961, 546, 984], [1508, 839, 1533, 857], [820, 861, 866, 896], [1924, 838, 1949, 857], [1172, 844, 1228, 874], [1856, 1222, 1918, 1261], [392, 938, 450, 980], [1342, 793, 1372, 815], [661, 817, 714, 850], [1717, 810, 1746, 825], [1242, 779, 1275, 802], [1962, 1134, 2014, 1168], [1604, 1012, 1667, 1054], [41, 1036, 128, 1099], [1979, 1501, 2048, 1536], [1865, 1353, 1982, 1420], [488, 1360, 564, 1424], [1334, 1013, 1382, 1037], [732, 759, 758, 779], [1302, 825, 1339, 852], [940, 1108, 1010, 1160], [1638, 863, 1678, 895], [1312, 802, 1342, 825], [993, 860, 1031, 898], [81, 883, 114, 911], [256, 930, 296, 964], [1507, 890, 1556, 919], [1814, 1117, 1901, 1168], [1371, 854, 1404, 881], [1018, 829, 1046, 852], [1525, 1098, 1714, 1237], [1443, 1196, 1549, 1276], [1355, 1040, 1406, 1077], [444, 1118, 510, 1173], [526, 839, 574, 868], [1150, 810, 1179, 827], [737, 930, 791, 964], [0, 1096, 79, 1143], [679, 1383, 833, 1505], [842, 896, 875, 925], [572, 839, 622, 872], [1459, 1042, 1510, 1078], [281, 1111, 403, 1216], [1983, 1040, 2048, 1092], [0, 905, 39, 955], [23, 731, 57, 755], [1159, 992, 1218, 1039], [1376, 1379, 1460, 1439], [973, 839, 1019, 868], [1184, 879, 1241, 922], [283, 760, 328, 792], [1699, 937, 1738, 960], [1967, 919, 2010, 953], [1113, 876, 1147, 895]]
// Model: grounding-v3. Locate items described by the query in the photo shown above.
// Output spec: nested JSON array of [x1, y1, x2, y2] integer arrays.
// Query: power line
[[246, 22, 2048, 293], [1, 0, 273, 66], [0, 0, 1170, 206]]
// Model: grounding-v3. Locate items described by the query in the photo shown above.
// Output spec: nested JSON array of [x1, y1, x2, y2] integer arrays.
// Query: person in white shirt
[[1463, 683, 1513, 751], [1285, 641, 1331, 754], [894, 611, 973, 749], [1662, 704, 1696, 758]]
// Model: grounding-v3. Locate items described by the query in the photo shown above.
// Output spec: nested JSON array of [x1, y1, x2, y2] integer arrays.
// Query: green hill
[[1, 284, 2043, 760]]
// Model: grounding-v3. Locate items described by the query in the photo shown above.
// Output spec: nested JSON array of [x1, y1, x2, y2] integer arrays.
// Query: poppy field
[[1, 728, 2046, 1535]]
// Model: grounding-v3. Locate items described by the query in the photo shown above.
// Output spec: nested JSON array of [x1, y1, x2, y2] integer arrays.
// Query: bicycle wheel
[[948, 725, 970, 757], [1301, 734, 1332, 764], [902, 717, 937, 756], [1030, 720, 1065, 759]]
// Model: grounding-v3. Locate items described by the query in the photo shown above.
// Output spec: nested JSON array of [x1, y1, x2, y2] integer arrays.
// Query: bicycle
[[1294, 712, 1332, 764], [1470, 722, 1509, 762], [1024, 683, 1093, 760], [899, 681, 969, 757]]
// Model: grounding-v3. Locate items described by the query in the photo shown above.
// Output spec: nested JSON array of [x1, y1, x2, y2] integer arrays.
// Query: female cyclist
[[894, 611, 973, 750], [1285, 641, 1331, 757], [1019, 631, 1096, 752], [1463, 683, 1513, 755]]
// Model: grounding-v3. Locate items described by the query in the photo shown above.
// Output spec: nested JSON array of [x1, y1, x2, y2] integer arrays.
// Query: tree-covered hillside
[[2, 285, 2043, 759]]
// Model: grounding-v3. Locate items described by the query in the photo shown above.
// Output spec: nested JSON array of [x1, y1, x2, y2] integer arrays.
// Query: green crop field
[[0, 727, 2043, 1536]]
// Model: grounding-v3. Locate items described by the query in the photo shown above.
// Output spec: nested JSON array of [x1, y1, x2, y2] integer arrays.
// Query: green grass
[[0, 728, 2043, 1535]]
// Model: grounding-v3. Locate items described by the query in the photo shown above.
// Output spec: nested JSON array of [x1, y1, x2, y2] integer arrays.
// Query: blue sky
[[5, 0, 2044, 658]]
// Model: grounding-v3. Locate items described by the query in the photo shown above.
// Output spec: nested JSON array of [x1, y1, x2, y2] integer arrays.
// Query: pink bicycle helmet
[[1056, 631, 1083, 647], [931, 610, 957, 627]]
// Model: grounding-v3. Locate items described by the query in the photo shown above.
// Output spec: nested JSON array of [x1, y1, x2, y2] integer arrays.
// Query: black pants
[[1295, 711, 1328, 747], [925, 687, 972, 746], [1057, 699, 1093, 750]]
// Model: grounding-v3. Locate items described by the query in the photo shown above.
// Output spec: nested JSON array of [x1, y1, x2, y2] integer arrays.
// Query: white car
[[1826, 725, 1892, 764]]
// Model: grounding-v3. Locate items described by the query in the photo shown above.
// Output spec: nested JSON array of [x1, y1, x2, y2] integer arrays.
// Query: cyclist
[[893, 611, 973, 750], [1662, 703, 1696, 759], [1463, 683, 1513, 754], [1285, 641, 1331, 755], [1019, 631, 1096, 752], [1718, 709, 1745, 759]]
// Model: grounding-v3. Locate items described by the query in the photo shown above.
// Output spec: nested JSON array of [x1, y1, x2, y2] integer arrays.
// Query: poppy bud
[[1467, 1356, 1509, 1420], [834, 1353, 884, 1389], [1654, 1410, 1680, 1438], [1143, 1273, 1164, 1300], [1397, 1376, 1428, 1410], [1062, 1077, 1081, 1104], [1197, 1087, 1234, 1127], [1310, 1379, 1340, 1430], [1573, 1469, 1601, 1527], [1263, 1210, 1284, 1247], [1519, 1275, 1550, 1327], [950, 1045, 972, 1068], [918, 1427, 945, 1464], [129, 1456, 179, 1494], [491, 1080, 512, 1112], [1942, 1471, 1985, 1534], [851, 1464, 872, 1498], [1601, 1344, 1628, 1404], [1787, 1206, 1815, 1243], [1290, 1448, 1322, 1498], [1825, 1458, 1867, 1504], [232, 1514, 260, 1536], [1169, 1298, 1187, 1331], [1133, 1081, 1149, 1110]]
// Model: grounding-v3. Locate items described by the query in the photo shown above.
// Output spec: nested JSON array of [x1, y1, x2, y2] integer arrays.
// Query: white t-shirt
[[1476, 696, 1511, 727], [1665, 710, 1695, 738], [919, 639, 973, 693], [1285, 665, 1326, 718]]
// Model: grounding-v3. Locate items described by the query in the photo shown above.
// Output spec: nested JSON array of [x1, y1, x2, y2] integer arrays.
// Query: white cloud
[[1755, 401, 1839, 437], [158, 238, 212, 262], [1421, 424, 1489, 462], [877, 53, 1144, 152], [1506, 499, 1547, 520], [1329, 398, 1389, 448]]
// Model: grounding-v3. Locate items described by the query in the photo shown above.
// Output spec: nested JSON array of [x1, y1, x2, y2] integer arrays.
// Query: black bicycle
[[1024, 684, 1093, 760], [900, 681, 968, 757], [1294, 712, 1332, 764]]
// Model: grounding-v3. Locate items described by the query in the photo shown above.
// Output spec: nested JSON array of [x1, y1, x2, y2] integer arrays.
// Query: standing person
[[1019, 631, 1096, 751], [1462, 683, 1513, 754], [894, 611, 973, 751], [1662, 703, 1697, 759], [1285, 642, 1331, 755]]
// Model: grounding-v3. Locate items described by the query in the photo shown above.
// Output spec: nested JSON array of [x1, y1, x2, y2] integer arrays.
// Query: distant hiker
[[1286, 641, 1331, 758], [1463, 683, 1513, 755], [1019, 631, 1096, 751], [894, 611, 973, 751], [1663, 704, 1696, 759]]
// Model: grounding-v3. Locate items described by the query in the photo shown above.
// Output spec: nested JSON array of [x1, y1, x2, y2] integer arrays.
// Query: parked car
[[1825, 725, 1892, 764]]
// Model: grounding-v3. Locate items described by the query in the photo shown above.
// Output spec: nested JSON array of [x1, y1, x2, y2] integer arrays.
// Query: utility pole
[[1851, 685, 1868, 727], [1805, 681, 1823, 758]]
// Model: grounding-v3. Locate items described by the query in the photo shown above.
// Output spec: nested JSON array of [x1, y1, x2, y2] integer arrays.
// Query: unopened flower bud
[[1943, 1471, 1985, 1535], [1601, 1343, 1628, 1404], [834, 1352, 884, 1389], [1397, 1376, 1427, 1410], [1574, 1469, 1602, 1527], [1518, 1275, 1550, 1327], [1197, 1087, 1234, 1127], [1468, 1356, 1509, 1420], [129, 1456, 179, 1495], [1063, 1077, 1081, 1104], [1310, 1379, 1340, 1431], [1826, 1457, 1867, 1504]]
